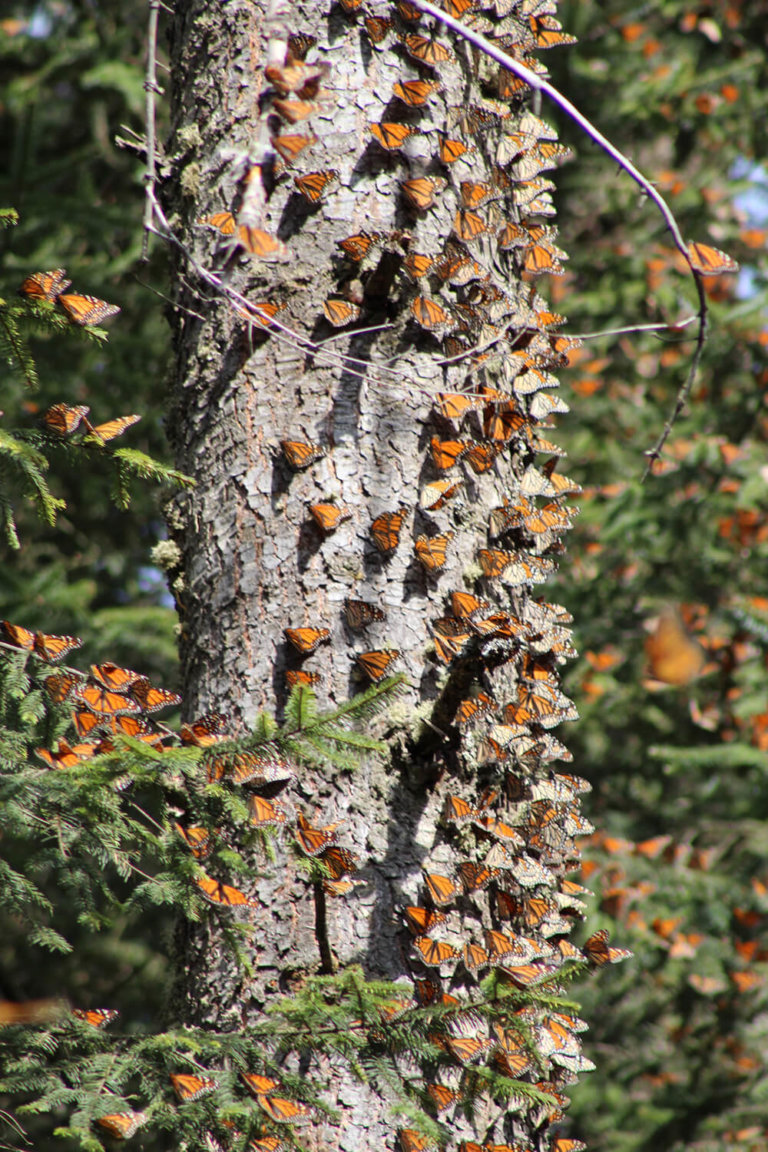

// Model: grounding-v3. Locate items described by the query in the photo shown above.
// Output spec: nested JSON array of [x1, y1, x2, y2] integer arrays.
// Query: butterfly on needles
[[1, 620, 82, 663], [18, 268, 72, 301], [57, 292, 120, 327], [195, 874, 259, 909], [170, 1072, 219, 1102], [94, 1112, 147, 1139], [72, 1007, 119, 1028]]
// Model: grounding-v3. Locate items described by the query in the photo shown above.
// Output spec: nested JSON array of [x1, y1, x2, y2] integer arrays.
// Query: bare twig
[[142, 0, 163, 260]]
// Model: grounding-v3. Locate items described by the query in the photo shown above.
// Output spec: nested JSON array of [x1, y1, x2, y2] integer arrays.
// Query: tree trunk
[[164, 1, 584, 1148]]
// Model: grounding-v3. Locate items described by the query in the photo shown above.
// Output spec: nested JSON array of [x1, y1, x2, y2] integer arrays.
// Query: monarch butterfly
[[337, 0, 363, 10], [459, 181, 494, 209], [271, 132, 316, 167], [249, 794, 286, 828], [170, 1072, 219, 1101], [530, 13, 578, 47], [293, 169, 338, 203], [429, 436, 470, 471], [403, 905, 447, 935], [36, 739, 99, 768], [399, 1129, 430, 1152], [264, 58, 328, 98], [19, 268, 72, 301], [370, 122, 417, 150], [240, 298, 285, 328], [552, 1141, 587, 1152], [582, 929, 632, 967], [455, 693, 492, 727], [413, 936, 459, 966], [237, 226, 290, 261], [364, 14, 393, 42], [432, 630, 469, 665], [402, 251, 434, 280], [94, 1112, 147, 1139], [344, 598, 386, 629], [296, 811, 339, 856], [179, 712, 230, 746], [411, 296, 451, 332], [434, 392, 484, 423], [246, 1139, 284, 1152], [287, 31, 316, 60], [396, 0, 421, 18], [453, 208, 487, 242], [284, 626, 330, 653], [88, 662, 141, 692], [309, 503, 352, 531], [206, 748, 294, 787], [644, 605, 705, 685], [370, 507, 408, 554], [258, 1093, 313, 1124], [465, 443, 500, 475], [449, 591, 487, 620], [41, 672, 78, 704], [280, 439, 325, 470], [508, 854, 554, 889], [423, 871, 459, 907], [322, 297, 361, 327], [438, 135, 474, 165], [457, 861, 499, 892], [131, 678, 182, 712], [524, 243, 566, 275], [435, 250, 483, 287], [195, 875, 259, 909], [443, 0, 475, 14], [57, 293, 120, 326], [42, 403, 90, 436], [402, 33, 454, 65], [72, 1007, 119, 1028], [473, 814, 522, 845], [400, 177, 444, 212], [323, 877, 355, 896], [273, 96, 322, 123], [443, 794, 476, 824], [84, 414, 141, 443], [393, 78, 440, 106], [687, 240, 739, 276], [321, 843, 359, 880], [463, 942, 490, 972], [241, 1071, 280, 1096], [414, 532, 453, 573], [419, 479, 462, 512], [33, 631, 83, 662], [446, 1035, 493, 1064], [285, 669, 320, 688], [355, 649, 399, 682], [198, 210, 237, 234], [175, 823, 213, 859], [337, 231, 383, 261]]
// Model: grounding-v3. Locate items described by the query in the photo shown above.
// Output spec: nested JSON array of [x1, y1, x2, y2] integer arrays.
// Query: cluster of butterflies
[[72, 1015, 313, 1143], [17, 268, 120, 327], [39, 401, 140, 445], [4, 623, 361, 911]]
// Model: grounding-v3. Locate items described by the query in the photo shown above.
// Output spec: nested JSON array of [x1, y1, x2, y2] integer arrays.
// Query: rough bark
[[164, 1, 585, 1149]]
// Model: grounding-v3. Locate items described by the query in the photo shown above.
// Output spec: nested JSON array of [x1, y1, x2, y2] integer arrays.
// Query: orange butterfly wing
[[76, 682, 141, 716], [294, 169, 338, 202], [33, 631, 83, 663], [95, 1112, 146, 1139], [241, 1072, 279, 1095], [687, 241, 739, 276], [237, 226, 290, 261], [72, 1007, 119, 1028], [284, 626, 330, 653], [393, 79, 440, 106], [370, 508, 408, 554], [413, 936, 459, 966], [131, 678, 182, 712], [57, 293, 120, 326], [170, 1072, 218, 1101], [344, 598, 386, 629], [86, 414, 141, 443], [42, 403, 90, 435], [323, 298, 361, 327], [19, 268, 71, 301], [309, 502, 352, 530], [355, 649, 399, 681], [280, 439, 325, 469], [195, 875, 258, 909], [370, 122, 417, 150], [414, 532, 453, 572], [1, 620, 36, 650]]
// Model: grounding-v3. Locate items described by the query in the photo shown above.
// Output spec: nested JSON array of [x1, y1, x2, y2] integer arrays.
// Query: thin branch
[[142, 0, 163, 261], [567, 315, 699, 342]]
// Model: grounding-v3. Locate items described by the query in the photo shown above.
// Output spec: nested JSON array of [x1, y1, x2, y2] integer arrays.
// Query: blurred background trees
[[1, 1, 767, 1150]]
